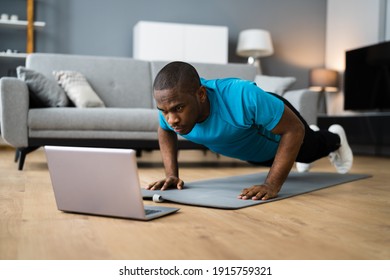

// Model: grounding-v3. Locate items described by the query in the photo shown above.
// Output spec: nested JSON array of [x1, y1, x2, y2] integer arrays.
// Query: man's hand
[[237, 104, 305, 201], [238, 183, 280, 200], [146, 176, 184, 191]]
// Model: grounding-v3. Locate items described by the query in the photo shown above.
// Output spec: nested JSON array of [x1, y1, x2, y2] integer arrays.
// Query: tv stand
[[318, 113, 390, 156]]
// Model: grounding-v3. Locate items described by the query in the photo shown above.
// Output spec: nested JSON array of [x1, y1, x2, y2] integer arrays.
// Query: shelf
[[0, 0, 42, 55], [0, 19, 46, 30], [0, 53, 28, 58]]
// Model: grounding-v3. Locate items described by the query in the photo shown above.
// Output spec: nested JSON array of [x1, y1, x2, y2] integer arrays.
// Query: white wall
[[387, 0, 390, 39], [325, 0, 387, 115]]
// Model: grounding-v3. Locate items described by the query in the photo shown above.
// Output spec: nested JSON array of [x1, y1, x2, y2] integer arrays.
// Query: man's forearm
[[265, 127, 304, 192], [264, 104, 305, 193], [158, 127, 179, 177]]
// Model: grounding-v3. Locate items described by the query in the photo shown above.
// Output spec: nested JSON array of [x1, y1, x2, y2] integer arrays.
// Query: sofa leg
[[15, 149, 20, 162], [16, 147, 40, 170]]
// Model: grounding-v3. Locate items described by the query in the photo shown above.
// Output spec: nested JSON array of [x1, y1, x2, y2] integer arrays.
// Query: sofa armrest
[[283, 89, 319, 125], [0, 77, 30, 147]]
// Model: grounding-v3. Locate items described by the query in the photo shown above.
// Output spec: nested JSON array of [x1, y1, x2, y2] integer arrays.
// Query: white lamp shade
[[236, 29, 274, 58], [309, 68, 339, 92]]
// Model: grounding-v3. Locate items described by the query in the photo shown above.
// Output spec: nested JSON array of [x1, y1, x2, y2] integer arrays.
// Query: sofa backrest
[[27, 53, 154, 108], [150, 61, 256, 108], [26, 53, 257, 109], [150, 61, 256, 82]]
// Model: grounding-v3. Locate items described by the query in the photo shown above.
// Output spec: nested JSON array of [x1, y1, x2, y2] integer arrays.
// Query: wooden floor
[[0, 145, 389, 260]]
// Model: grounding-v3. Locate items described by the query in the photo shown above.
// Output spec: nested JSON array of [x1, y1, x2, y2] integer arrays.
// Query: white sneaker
[[296, 124, 320, 172], [328, 124, 353, 174]]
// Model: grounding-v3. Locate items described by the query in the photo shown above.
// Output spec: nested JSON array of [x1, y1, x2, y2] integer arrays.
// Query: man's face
[[154, 87, 207, 135]]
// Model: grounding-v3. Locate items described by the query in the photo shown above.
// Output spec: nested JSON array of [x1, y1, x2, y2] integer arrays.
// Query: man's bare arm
[[147, 126, 184, 190], [239, 105, 305, 200], [159, 126, 179, 177]]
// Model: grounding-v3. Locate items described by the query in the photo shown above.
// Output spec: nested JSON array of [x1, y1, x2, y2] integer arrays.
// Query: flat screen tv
[[344, 41, 390, 111]]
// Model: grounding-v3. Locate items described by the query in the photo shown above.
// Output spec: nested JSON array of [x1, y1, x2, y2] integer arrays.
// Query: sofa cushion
[[16, 66, 69, 107], [28, 108, 159, 132], [53, 70, 105, 108], [254, 74, 296, 96]]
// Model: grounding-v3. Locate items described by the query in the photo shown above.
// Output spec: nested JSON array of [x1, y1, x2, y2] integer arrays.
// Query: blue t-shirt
[[158, 78, 285, 162]]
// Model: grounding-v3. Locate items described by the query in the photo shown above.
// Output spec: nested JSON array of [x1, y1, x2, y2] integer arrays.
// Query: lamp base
[[247, 57, 262, 74]]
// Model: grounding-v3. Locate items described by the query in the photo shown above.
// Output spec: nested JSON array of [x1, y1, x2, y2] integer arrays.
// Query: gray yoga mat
[[142, 172, 371, 209]]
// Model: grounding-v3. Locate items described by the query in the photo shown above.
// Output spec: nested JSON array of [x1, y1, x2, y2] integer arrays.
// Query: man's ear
[[197, 86, 207, 102]]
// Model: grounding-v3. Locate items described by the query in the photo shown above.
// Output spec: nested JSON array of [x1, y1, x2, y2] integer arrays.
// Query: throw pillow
[[16, 66, 69, 107], [254, 75, 296, 96], [53, 70, 105, 108]]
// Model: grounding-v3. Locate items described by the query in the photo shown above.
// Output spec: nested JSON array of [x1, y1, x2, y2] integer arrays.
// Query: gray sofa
[[0, 53, 318, 170]]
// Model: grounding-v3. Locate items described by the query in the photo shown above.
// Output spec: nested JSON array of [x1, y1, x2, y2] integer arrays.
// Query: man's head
[[153, 61, 200, 93], [153, 62, 209, 135]]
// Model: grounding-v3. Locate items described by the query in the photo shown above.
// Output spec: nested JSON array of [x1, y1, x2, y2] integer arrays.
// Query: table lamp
[[236, 29, 274, 74], [309, 68, 339, 92], [309, 68, 339, 113]]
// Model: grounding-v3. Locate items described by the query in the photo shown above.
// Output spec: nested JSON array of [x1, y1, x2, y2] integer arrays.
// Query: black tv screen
[[344, 41, 390, 111]]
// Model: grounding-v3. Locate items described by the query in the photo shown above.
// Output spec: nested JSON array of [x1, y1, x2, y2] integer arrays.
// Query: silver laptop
[[44, 146, 179, 220]]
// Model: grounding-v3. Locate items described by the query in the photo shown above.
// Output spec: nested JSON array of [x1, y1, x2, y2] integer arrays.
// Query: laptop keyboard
[[145, 209, 162, 216]]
